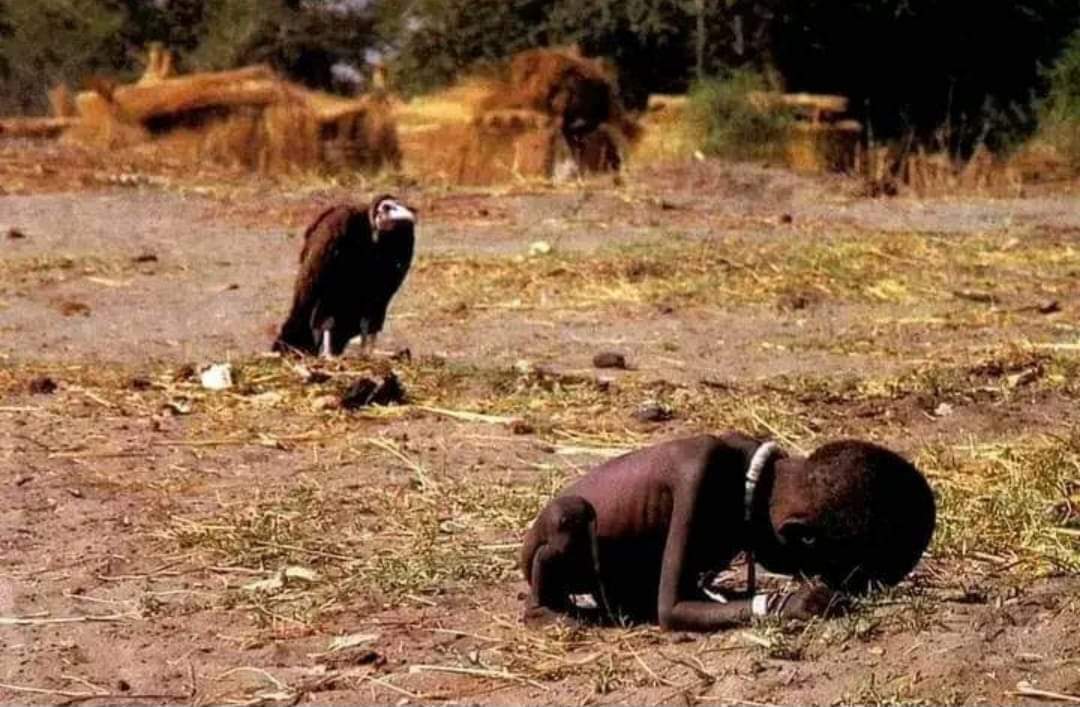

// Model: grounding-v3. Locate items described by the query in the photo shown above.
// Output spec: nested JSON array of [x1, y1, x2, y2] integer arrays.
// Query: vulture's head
[[370, 195, 416, 238]]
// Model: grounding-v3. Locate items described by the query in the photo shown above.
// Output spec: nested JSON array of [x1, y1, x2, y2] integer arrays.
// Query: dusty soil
[[1, 143, 1079, 705]]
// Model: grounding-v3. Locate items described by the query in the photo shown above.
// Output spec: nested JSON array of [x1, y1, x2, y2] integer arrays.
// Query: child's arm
[[655, 439, 844, 631]]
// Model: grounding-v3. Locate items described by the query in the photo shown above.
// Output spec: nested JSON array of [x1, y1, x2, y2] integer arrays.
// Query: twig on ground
[[0, 613, 132, 626], [409, 664, 549, 691], [0, 682, 187, 706], [1010, 681, 1080, 704], [415, 405, 516, 425]]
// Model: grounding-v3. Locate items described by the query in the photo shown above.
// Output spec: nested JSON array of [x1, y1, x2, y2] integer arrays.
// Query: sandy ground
[[1, 150, 1079, 705]]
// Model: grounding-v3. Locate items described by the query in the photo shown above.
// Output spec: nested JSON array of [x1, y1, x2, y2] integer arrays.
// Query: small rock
[[779, 213, 794, 224], [634, 401, 674, 423], [15, 475, 32, 487], [777, 291, 814, 311], [391, 347, 413, 363], [307, 370, 332, 384], [6, 228, 26, 240], [514, 359, 536, 375], [67, 488, 83, 499], [174, 364, 196, 381], [57, 300, 91, 317], [592, 352, 628, 370], [322, 648, 384, 670], [510, 419, 535, 435], [129, 376, 153, 391], [132, 252, 158, 264], [341, 373, 406, 409], [28, 376, 58, 395], [341, 379, 377, 408], [116, 679, 131, 692], [1037, 299, 1061, 314]]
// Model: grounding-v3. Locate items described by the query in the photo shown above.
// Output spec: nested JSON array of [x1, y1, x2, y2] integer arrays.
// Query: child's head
[[768, 440, 936, 592]]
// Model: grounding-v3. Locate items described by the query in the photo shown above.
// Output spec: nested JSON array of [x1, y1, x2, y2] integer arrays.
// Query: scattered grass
[[0, 254, 161, 291], [159, 467, 561, 625], [411, 230, 1078, 314], [2, 206, 1079, 702], [686, 70, 792, 164], [6, 338, 1069, 632], [921, 433, 1080, 574]]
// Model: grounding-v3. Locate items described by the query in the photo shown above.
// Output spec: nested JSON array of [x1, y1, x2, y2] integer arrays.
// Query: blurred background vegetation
[[0, 0, 1078, 158]]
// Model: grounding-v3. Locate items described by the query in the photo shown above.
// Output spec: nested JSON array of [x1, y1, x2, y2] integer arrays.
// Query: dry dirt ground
[[2, 143, 1080, 705]]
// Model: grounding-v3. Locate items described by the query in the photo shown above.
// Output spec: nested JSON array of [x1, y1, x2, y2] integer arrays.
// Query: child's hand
[[778, 580, 848, 620]]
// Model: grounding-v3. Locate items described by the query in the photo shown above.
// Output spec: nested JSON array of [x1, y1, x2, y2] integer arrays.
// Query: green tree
[[766, 0, 1080, 153], [378, 0, 550, 96], [0, 0, 130, 114], [1041, 27, 1080, 168], [189, 0, 379, 92], [383, 0, 1080, 152]]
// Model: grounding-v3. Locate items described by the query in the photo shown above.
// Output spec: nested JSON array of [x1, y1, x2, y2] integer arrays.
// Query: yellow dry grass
[[394, 48, 639, 185], [631, 95, 698, 164], [56, 65, 400, 175]]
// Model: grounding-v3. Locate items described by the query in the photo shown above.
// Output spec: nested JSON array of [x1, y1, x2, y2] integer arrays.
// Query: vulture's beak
[[375, 200, 416, 232]]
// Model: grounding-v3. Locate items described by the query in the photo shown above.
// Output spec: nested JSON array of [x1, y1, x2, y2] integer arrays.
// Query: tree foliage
[[768, 0, 1080, 153], [0, 0, 381, 114], [188, 0, 379, 91], [0, 0, 131, 113], [384, 0, 1080, 151], [0, 0, 1077, 152]]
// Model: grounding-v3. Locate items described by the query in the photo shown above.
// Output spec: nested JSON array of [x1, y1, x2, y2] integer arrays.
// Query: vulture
[[273, 195, 416, 357]]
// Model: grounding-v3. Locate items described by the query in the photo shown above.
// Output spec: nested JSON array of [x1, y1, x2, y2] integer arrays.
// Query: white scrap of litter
[[199, 363, 233, 391], [933, 402, 954, 417], [243, 566, 320, 593], [529, 240, 553, 256]]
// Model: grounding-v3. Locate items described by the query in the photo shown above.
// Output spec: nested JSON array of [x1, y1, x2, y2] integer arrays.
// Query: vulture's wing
[[298, 205, 343, 264], [276, 206, 374, 351]]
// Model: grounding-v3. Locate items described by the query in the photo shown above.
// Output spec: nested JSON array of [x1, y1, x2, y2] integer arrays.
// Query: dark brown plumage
[[273, 195, 416, 357]]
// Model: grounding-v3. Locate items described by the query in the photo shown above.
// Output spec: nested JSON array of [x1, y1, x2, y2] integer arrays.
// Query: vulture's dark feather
[[273, 197, 415, 356]]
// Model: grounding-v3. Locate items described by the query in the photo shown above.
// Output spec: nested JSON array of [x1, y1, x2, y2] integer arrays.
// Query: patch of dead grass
[[921, 433, 1080, 574], [410, 230, 1077, 315]]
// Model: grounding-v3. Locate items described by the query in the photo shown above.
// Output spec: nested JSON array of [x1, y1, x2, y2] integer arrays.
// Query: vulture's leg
[[320, 330, 334, 359], [367, 333, 379, 355]]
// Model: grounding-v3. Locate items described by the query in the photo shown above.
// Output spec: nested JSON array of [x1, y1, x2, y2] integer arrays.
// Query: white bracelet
[[751, 593, 770, 617]]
